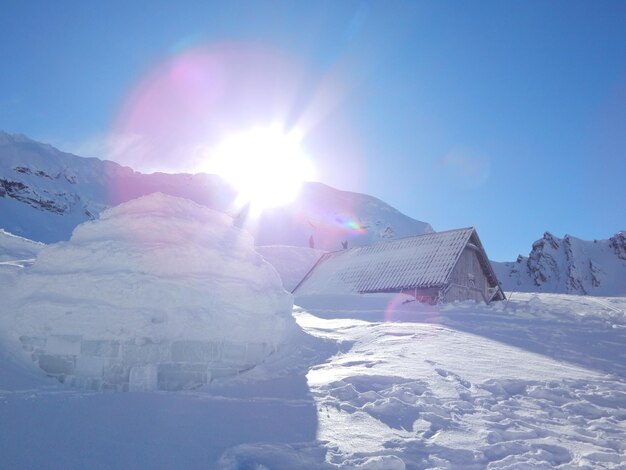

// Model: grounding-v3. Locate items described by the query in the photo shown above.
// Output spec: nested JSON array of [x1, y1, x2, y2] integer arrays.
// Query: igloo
[[8, 193, 297, 391]]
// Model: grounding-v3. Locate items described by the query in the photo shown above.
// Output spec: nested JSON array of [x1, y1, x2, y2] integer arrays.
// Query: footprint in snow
[[435, 368, 472, 389]]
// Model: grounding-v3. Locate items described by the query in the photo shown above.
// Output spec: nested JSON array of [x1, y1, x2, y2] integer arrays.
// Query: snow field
[[294, 293, 626, 468]]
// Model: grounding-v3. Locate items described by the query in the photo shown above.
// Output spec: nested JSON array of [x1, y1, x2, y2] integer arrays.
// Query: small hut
[[292, 227, 505, 304]]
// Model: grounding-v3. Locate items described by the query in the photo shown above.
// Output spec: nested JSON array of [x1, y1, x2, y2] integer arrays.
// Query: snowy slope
[[256, 245, 326, 291], [0, 130, 432, 249], [0, 228, 44, 262], [1, 193, 299, 391], [251, 182, 433, 251], [493, 231, 626, 296]]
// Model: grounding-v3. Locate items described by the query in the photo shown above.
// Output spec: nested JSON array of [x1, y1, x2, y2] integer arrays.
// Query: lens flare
[[383, 293, 441, 322], [109, 43, 307, 174], [203, 126, 315, 212], [103, 41, 366, 238]]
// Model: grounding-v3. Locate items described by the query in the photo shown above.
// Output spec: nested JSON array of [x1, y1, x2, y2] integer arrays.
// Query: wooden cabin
[[292, 227, 505, 304]]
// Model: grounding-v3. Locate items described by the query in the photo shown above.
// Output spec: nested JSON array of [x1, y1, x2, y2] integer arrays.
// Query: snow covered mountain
[[492, 231, 626, 296], [0, 130, 432, 250]]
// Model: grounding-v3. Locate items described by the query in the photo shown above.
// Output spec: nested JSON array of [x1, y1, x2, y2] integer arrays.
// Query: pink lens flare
[[384, 292, 441, 322], [110, 43, 308, 174], [101, 41, 366, 241]]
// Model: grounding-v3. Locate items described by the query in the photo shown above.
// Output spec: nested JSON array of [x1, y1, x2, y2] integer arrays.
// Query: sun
[[207, 126, 314, 212]]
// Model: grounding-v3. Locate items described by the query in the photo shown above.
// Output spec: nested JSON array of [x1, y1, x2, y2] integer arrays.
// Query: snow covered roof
[[293, 227, 501, 295]]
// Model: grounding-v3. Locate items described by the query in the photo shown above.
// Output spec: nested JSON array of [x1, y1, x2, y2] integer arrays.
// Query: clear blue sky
[[1, 0, 625, 260]]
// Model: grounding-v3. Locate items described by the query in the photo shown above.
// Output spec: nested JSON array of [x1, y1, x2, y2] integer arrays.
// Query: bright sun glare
[[208, 126, 314, 211]]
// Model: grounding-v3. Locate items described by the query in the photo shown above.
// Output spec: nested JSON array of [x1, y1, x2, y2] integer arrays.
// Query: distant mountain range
[[0, 130, 432, 250]]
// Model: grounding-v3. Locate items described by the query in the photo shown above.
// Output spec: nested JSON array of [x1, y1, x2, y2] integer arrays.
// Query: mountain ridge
[[0, 130, 433, 250], [492, 231, 626, 296]]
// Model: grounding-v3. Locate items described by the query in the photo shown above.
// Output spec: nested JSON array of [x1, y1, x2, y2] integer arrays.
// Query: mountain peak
[[0, 130, 34, 144]]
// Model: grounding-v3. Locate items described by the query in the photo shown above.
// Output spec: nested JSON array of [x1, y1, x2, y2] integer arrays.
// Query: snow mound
[[4, 193, 298, 391], [256, 245, 325, 291]]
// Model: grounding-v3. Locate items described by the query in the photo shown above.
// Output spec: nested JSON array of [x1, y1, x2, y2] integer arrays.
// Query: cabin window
[[468, 273, 475, 287]]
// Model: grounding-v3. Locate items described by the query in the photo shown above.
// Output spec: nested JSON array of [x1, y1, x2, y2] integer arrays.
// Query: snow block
[[70, 376, 102, 391], [157, 363, 208, 391], [19, 335, 46, 352], [220, 341, 247, 366], [129, 364, 158, 392], [75, 355, 106, 376], [122, 340, 171, 365], [80, 340, 119, 358], [209, 367, 239, 380], [170, 341, 216, 362], [46, 335, 82, 356], [102, 363, 130, 388], [245, 342, 268, 364], [38, 355, 75, 375]]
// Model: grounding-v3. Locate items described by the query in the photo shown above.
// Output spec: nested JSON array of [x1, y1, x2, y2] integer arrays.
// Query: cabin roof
[[295, 227, 496, 294]]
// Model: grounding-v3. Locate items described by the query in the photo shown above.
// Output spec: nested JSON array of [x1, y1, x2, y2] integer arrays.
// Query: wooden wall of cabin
[[402, 287, 440, 305], [444, 246, 489, 302]]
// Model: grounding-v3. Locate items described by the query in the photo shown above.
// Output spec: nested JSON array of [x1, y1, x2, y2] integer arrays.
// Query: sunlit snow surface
[[296, 294, 626, 468], [1, 224, 625, 469]]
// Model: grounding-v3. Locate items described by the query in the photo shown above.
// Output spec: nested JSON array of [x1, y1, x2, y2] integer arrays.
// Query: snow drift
[[0, 228, 44, 262], [2, 193, 298, 391]]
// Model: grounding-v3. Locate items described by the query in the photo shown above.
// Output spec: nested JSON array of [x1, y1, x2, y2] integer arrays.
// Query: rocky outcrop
[[0, 176, 77, 214], [609, 231, 626, 260], [527, 232, 561, 286], [492, 231, 626, 296]]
